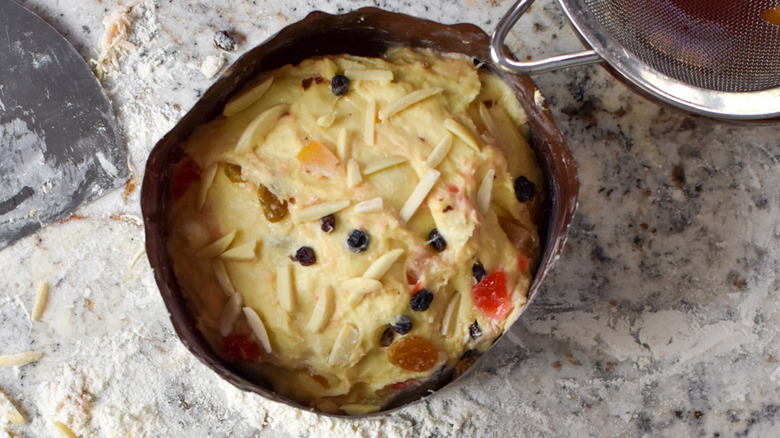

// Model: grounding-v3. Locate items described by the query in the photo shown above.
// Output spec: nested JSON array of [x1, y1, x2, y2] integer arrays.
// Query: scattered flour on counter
[[637, 310, 755, 367], [3, 1, 778, 436]]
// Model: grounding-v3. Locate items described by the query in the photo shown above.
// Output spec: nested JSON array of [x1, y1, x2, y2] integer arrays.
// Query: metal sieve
[[490, 0, 780, 120]]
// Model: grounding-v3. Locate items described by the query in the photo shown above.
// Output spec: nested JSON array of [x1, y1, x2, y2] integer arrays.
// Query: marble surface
[[1, 0, 779, 436]]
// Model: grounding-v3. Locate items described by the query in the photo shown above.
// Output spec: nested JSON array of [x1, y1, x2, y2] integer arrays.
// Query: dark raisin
[[514, 176, 536, 203], [410, 289, 434, 311], [472, 262, 487, 283], [469, 320, 482, 339], [293, 246, 316, 266], [380, 327, 395, 346], [320, 214, 335, 233], [391, 315, 412, 335], [213, 30, 236, 51], [331, 75, 350, 96], [347, 229, 370, 253], [428, 229, 447, 252]]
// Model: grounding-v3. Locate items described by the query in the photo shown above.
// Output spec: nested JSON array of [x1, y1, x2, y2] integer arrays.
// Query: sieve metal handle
[[490, 0, 602, 75]]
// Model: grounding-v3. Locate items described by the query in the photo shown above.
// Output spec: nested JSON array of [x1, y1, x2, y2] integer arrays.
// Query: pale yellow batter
[[167, 47, 542, 414]]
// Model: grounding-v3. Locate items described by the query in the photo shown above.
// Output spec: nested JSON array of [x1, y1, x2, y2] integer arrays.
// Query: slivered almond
[[223, 76, 274, 117], [316, 112, 336, 127], [0, 351, 42, 367], [52, 421, 77, 438], [220, 241, 257, 261], [276, 264, 295, 312], [346, 159, 362, 188], [399, 169, 440, 222], [337, 128, 349, 162], [196, 231, 236, 258], [30, 281, 49, 322], [364, 99, 376, 146], [444, 118, 480, 152], [328, 323, 361, 366], [344, 278, 382, 305], [378, 87, 442, 121], [197, 162, 218, 210], [243, 307, 272, 353], [341, 404, 381, 415], [306, 286, 335, 333], [235, 104, 289, 154], [213, 259, 236, 296], [6, 409, 25, 426], [344, 69, 393, 83], [477, 169, 495, 214], [362, 249, 405, 281], [479, 102, 500, 140], [294, 200, 350, 223], [219, 293, 243, 336], [361, 156, 407, 175], [425, 133, 453, 168], [441, 293, 461, 336], [354, 197, 383, 213], [0, 389, 25, 425]]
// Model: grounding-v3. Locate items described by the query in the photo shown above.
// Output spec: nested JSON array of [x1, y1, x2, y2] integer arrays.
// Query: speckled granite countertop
[[1, 0, 779, 437]]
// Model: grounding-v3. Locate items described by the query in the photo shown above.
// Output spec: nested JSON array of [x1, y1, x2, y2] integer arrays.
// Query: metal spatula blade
[[0, 0, 128, 249]]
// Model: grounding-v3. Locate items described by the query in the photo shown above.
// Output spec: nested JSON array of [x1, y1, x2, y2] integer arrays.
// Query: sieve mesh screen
[[583, 0, 780, 92]]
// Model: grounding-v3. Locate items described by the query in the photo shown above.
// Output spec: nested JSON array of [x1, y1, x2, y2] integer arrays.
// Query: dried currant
[[410, 289, 434, 311], [428, 228, 447, 252], [320, 214, 336, 233], [513, 176, 536, 203], [293, 246, 316, 266], [258, 184, 288, 222], [391, 315, 412, 335], [380, 326, 395, 346], [347, 229, 370, 253], [331, 74, 350, 96], [213, 30, 236, 52], [472, 261, 487, 283], [469, 320, 482, 339], [387, 336, 438, 372]]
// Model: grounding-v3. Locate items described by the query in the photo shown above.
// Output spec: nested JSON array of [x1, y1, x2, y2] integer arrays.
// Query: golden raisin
[[224, 163, 243, 182], [387, 336, 438, 372], [258, 184, 288, 222]]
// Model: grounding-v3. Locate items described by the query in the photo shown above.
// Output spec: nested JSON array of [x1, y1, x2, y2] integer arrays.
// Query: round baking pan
[[141, 7, 579, 416]]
